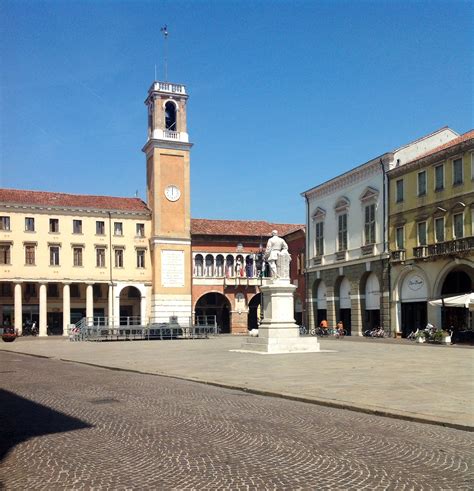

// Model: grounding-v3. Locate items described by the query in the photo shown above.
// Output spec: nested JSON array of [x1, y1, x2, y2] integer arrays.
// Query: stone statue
[[264, 230, 291, 279]]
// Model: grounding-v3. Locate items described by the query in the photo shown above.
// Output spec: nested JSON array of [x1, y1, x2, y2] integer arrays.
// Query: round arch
[[195, 292, 232, 334], [119, 286, 142, 325], [335, 276, 351, 335], [433, 259, 474, 298], [311, 279, 327, 327], [247, 293, 261, 331], [395, 266, 430, 338]]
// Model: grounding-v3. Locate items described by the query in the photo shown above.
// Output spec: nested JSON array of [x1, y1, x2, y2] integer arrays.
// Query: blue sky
[[1, 0, 472, 224]]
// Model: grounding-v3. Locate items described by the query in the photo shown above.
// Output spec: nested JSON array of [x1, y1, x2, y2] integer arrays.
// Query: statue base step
[[239, 336, 321, 354]]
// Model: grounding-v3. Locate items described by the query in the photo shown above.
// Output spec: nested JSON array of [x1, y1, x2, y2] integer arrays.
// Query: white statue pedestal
[[240, 279, 320, 354]]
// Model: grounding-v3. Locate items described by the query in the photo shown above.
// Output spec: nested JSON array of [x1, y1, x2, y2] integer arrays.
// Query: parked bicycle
[[363, 326, 388, 338], [299, 325, 308, 335]]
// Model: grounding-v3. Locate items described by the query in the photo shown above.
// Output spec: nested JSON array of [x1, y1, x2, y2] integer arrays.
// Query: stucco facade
[[388, 131, 474, 336], [302, 127, 460, 335]]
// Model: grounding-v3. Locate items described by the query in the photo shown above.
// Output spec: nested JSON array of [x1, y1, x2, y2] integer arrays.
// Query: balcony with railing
[[152, 81, 186, 94], [413, 236, 474, 260], [391, 249, 406, 262]]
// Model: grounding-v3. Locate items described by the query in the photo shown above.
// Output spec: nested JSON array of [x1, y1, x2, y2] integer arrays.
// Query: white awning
[[428, 293, 474, 308]]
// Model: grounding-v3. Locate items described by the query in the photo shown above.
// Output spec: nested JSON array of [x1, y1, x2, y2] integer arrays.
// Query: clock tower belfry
[[142, 81, 192, 325]]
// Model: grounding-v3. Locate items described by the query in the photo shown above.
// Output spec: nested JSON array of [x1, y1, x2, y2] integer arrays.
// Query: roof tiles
[[406, 129, 474, 164], [0, 188, 150, 213], [191, 218, 304, 237]]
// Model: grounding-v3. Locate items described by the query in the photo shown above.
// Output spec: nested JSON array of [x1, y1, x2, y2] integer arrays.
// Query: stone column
[[114, 290, 120, 327], [140, 294, 147, 326], [86, 283, 93, 325], [108, 284, 114, 325], [350, 281, 363, 336], [14, 282, 23, 335], [39, 283, 48, 337], [326, 286, 336, 329], [63, 283, 71, 336]]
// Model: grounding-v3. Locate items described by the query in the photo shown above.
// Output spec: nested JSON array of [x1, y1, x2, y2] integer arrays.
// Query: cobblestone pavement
[[1, 352, 473, 490]]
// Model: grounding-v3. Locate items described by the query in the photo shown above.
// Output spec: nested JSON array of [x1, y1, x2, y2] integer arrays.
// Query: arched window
[[245, 255, 254, 277], [235, 255, 244, 277], [226, 255, 234, 277], [205, 254, 214, 277], [194, 254, 203, 277], [165, 101, 177, 131], [216, 255, 224, 277]]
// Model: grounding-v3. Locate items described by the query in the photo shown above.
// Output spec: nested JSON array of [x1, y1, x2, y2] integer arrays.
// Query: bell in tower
[[145, 82, 189, 143]]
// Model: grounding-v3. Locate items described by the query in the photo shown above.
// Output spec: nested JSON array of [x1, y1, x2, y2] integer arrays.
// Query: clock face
[[164, 185, 181, 202]]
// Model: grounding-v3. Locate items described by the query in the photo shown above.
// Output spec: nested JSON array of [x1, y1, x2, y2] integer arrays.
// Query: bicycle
[[406, 329, 418, 341], [299, 325, 308, 335], [315, 327, 329, 336]]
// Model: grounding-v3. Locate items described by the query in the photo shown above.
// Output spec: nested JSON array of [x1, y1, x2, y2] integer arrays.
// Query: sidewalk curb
[[57, 356, 473, 433]]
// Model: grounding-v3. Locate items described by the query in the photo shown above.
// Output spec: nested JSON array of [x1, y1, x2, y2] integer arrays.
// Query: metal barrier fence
[[68, 315, 218, 342]]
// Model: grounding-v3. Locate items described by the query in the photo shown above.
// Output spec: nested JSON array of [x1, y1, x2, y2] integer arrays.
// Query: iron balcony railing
[[391, 249, 406, 262], [413, 236, 474, 260]]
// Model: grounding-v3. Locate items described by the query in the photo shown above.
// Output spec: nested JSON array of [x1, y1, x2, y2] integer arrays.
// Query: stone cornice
[[142, 139, 193, 155], [302, 154, 391, 201]]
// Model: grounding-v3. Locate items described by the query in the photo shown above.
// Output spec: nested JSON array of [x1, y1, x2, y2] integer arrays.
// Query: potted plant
[[1, 327, 17, 343], [431, 329, 452, 345], [415, 330, 426, 343]]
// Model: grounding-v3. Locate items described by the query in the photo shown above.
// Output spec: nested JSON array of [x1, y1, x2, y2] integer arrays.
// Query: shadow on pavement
[[0, 389, 92, 463]]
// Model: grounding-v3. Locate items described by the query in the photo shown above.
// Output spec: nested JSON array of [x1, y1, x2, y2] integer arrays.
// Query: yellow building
[[0, 190, 152, 336], [388, 130, 474, 337]]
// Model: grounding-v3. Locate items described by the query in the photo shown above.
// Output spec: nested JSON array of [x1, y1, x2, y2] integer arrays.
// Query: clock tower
[[142, 81, 192, 325]]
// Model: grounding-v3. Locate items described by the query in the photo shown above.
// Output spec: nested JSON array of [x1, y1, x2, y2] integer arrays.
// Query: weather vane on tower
[[160, 25, 169, 81]]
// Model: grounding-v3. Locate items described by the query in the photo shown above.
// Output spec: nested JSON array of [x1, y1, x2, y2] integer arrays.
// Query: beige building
[[0, 190, 152, 336]]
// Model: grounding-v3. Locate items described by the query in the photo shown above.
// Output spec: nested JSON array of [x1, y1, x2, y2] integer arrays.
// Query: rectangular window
[[93, 284, 102, 299], [337, 214, 348, 252], [435, 217, 445, 243], [453, 158, 463, 185], [453, 213, 464, 239], [25, 283, 36, 297], [417, 222, 427, 246], [0, 283, 12, 296], [315, 221, 324, 256], [73, 220, 82, 234], [417, 171, 427, 196], [114, 222, 123, 236], [47, 283, 59, 297], [364, 204, 376, 245], [96, 248, 106, 267], [396, 227, 404, 250], [396, 179, 404, 203], [70, 284, 80, 298], [25, 245, 36, 265], [0, 216, 11, 231], [73, 247, 83, 267], [96, 221, 105, 235], [136, 223, 145, 237], [0, 244, 11, 265], [50, 246, 60, 266], [25, 217, 35, 232], [434, 164, 444, 191], [137, 249, 145, 268], [49, 218, 59, 233], [115, 248, 124, 268]]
